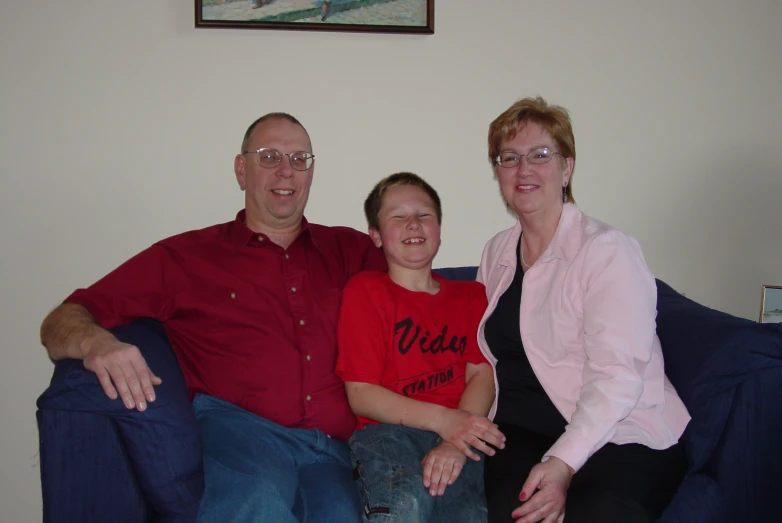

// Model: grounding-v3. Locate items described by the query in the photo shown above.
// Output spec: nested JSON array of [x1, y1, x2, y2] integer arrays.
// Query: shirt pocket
[[177, 283, 275, 349]]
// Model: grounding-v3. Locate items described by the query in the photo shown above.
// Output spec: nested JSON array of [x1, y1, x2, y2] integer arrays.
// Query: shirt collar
[[497, 203, 582, 268], [230, 210, 315, 253]]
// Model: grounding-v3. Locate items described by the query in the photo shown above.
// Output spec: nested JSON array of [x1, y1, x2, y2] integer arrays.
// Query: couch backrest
[[434, 266, 478, 281]]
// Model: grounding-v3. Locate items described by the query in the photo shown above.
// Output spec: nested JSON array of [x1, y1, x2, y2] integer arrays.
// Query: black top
[[484, 238, 568, 439]]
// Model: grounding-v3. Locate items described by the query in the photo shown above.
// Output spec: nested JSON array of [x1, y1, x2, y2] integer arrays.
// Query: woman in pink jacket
[[478, 97, 690, 523]]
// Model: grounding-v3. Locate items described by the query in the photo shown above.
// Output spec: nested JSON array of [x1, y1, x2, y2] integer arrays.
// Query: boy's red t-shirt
[[336, 271, 489, 430]]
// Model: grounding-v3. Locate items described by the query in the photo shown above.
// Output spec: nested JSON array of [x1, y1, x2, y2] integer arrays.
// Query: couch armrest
[[654, 280, 781, 468], [654, 280, 782, 521], [657, 472, 727, 523], [37, 318, 204, 521], [37, 408, 151, 523], [709, 368, 782, 522]]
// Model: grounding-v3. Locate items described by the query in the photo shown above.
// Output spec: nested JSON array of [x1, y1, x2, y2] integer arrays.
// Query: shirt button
[[284, 253, 289, 260], [290, 287, 297, 293], [258, 236, 264, 242], [299, 319, 305, 326], [306, 354, 312, 361], [230, 292, 236, 299], [306, 395, 312, 402]]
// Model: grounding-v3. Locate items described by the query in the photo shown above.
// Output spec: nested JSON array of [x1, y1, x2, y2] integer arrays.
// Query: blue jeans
[[350, 424, 487, 523], [193, 394, 363, 523]]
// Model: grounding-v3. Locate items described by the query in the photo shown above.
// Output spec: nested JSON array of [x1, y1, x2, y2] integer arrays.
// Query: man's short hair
[[364, 172, 442, 231], [240, 112, 312, 153]]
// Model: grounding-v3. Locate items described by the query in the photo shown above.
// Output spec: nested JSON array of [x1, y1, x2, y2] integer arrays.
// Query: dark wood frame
[[195, 0, 434, 35]]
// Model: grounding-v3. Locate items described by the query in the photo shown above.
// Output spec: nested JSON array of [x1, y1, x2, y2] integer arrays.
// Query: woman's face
[[495, 122, 573, 219]]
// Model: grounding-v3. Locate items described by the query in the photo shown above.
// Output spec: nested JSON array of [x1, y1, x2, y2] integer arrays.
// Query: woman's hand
[[433, 408, 505, 461], [421, 441, 467, 496], [511, 457, 573, 523]]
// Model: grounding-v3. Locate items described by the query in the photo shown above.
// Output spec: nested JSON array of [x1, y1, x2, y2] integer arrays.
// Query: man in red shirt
[[40, 113, 386, 522]]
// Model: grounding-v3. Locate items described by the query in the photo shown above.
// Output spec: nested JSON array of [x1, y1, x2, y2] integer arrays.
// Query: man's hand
[[511, 457, 573, 523], [421, 441, 467, 497], [83, 337, 161, 411], [40, 303, 162, 411], [433, 409, 505, 461]]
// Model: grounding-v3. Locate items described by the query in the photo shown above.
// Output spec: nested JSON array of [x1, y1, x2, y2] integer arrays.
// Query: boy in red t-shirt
[[336, 172, 506, 522]]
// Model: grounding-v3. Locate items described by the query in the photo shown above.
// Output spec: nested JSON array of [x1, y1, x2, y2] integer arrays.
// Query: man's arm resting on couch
[[40, 302, 161, 411]]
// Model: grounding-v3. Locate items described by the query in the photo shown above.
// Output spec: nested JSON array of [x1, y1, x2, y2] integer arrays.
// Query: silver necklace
[[520, 238, 531, 268]]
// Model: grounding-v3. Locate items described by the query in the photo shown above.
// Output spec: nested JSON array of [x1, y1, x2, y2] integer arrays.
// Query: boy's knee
[[361, 486, 433, 522]]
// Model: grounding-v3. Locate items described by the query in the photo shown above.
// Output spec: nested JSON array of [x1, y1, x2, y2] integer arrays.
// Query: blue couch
[[36, 267, 782, 522]]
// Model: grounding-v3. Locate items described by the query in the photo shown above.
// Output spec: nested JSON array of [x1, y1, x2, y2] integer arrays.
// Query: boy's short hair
[[364, 172, 442, 230]]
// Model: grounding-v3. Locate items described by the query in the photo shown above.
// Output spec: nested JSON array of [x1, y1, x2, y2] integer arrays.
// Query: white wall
[[2, 0, 781, 520]]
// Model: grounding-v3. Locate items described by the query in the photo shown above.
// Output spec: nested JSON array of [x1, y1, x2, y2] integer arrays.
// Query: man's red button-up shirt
[[66, 211, 387, 440]]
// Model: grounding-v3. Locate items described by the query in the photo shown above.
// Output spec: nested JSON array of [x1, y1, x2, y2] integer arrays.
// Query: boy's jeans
[[350, 424, 487, 522]]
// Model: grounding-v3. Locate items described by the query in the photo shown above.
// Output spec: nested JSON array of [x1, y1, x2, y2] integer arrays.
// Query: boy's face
[[369, 184, 441, 271]]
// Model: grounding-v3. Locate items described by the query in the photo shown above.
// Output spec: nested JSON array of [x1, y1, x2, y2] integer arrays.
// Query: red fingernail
[[519, 492, 527, 501]]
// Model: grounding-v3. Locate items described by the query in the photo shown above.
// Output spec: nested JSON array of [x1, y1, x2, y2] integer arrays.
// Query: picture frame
[[195, 0, 434, 35], [759, 285, 782, 324]]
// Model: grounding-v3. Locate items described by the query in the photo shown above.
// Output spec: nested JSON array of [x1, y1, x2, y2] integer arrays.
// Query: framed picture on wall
[[195, 0, 434, 34], [759, 285, 782, 323]]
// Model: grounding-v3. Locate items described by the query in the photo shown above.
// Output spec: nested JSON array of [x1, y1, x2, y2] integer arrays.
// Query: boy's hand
[[434, 408, 505, 461], [421, 441, 466, 496]]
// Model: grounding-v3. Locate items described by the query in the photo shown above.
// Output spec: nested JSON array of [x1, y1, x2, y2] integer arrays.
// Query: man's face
[[234, 118, 314, 232]]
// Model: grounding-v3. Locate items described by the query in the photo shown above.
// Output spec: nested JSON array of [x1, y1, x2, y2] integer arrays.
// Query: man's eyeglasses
[[244, 148, 315, 171], [494, 147, 563, 168]]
